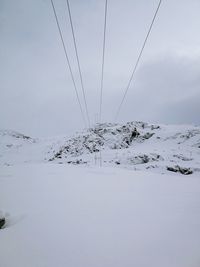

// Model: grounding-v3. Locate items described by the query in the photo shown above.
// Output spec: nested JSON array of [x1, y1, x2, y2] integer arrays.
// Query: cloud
[[1, 0, 200, 136], [115, 52, 200, 125]]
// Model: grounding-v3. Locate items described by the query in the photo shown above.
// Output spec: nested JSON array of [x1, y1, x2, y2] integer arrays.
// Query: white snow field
[[1, 163, 200, 267]]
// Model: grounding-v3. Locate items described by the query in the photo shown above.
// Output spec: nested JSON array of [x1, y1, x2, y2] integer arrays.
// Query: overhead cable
[[65, 0, 90, 126], [50, 0, 87, 127], [115, 0, 162, 120]]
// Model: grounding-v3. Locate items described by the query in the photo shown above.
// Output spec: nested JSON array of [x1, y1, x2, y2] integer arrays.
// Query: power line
[[50, 0, 87, 127], [98, 0, 108, 167], [65, 0, 90, 127], [115, 0, 162, 121], [99, 0, 108, 123]]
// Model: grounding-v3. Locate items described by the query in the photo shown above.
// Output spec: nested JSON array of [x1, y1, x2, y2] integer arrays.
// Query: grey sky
[[0, 0, 200, 137]]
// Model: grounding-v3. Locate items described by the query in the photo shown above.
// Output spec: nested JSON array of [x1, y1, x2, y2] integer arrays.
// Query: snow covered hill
[[1, 121, 200, 175], [1, 125, 200, 267]]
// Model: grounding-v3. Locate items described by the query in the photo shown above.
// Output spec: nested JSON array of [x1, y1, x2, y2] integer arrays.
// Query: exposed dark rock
[[67, 159, 87, 165], [13, 133, 31, 140], [128, 153, 163, 165], [167, 165, 193, 175], [54, 151, 62, 159], [142, 132, 154, 140], [146, 165, 157, 169], [141, 155, 149, 164], [0, 218, 5, 229], [151, 125, 160, 130], [130, 128, 140, 140]]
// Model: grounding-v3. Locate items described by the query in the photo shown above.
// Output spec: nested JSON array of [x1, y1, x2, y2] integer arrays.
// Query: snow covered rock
[[0, 218, 5, 229], [0, 121, 200, 175], [167, 165, 193, 175]]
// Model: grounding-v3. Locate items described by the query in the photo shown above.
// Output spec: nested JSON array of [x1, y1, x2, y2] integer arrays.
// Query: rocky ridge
[[1, 121, 200, 175]]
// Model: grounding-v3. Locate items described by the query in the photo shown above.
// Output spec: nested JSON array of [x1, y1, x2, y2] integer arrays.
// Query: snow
[[1, 163, 200, 267], [1, 121, 200, 175], [1, 122, 200, 266]]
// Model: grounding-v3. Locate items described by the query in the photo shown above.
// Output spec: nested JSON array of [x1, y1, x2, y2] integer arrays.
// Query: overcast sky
[[0, 0, 200, 137]]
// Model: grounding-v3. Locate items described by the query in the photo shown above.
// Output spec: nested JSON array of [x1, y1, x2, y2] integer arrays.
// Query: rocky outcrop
[[167, 165, 193, 175], [48, 122, 157, 161]]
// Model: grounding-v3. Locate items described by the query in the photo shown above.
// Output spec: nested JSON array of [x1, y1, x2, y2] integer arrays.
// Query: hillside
[[1, 121, 200, 175]]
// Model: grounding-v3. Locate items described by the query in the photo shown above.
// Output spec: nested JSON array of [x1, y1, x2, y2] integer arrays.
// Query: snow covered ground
[[1, 163, 200, 267], [1, 122, 200, 266]]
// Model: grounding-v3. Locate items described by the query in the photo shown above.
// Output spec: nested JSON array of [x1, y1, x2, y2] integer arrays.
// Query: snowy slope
[[0, 129, 69, 165], [0, 121, 200, 175], [1, 124, 200, 267], [0, 164, 200, 267]]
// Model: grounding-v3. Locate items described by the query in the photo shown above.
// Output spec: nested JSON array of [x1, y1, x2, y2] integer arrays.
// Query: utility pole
[[94, 114, 98, 166], [99, 118, 102, 167], [95, 113, 102, 167], [99, 148, 102, 167]]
